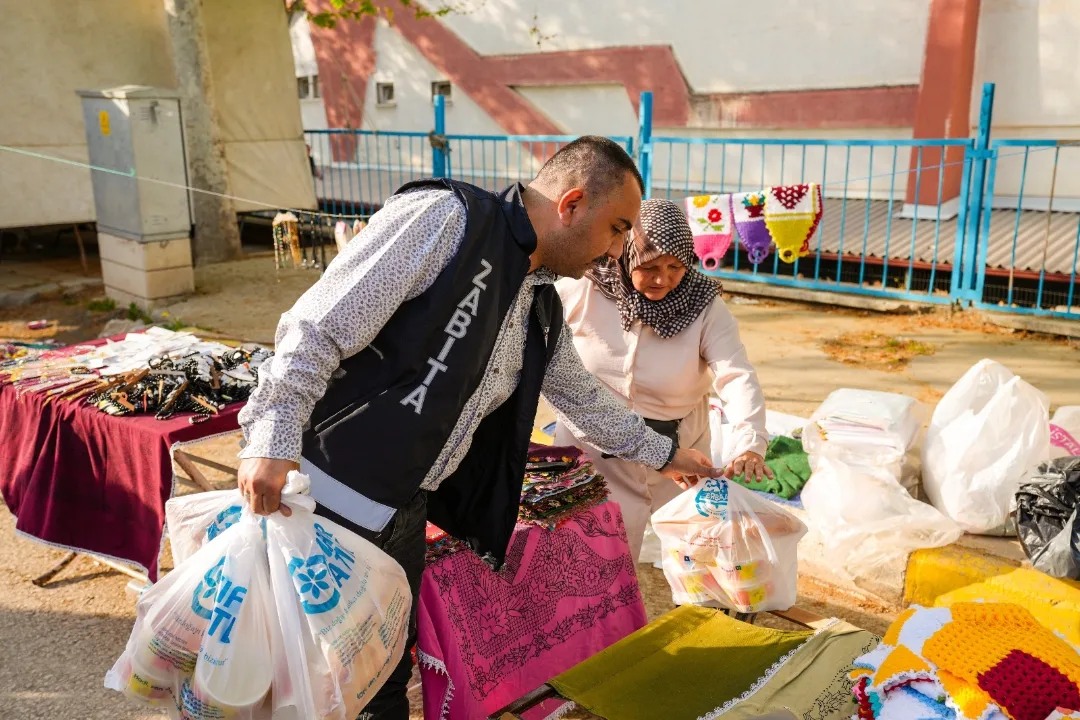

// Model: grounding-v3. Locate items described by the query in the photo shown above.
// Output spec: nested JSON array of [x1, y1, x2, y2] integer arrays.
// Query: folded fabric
[[729, 191, 772, 265], [698, 618, 878, 720], [764, 183, 824, 263], [685, 195, 734, 271], [520, 445, 609, 527], [852, 603, 1080, 720], [731, 435, 811, 499], [550, 605, 812, 720]]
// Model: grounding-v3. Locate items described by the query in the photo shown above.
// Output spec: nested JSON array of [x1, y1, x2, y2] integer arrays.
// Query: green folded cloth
[[550, 606, 812, 720], [732, 435, 811, 499]]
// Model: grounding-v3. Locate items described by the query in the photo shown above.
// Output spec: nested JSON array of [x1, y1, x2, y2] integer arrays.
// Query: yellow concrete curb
[[903, 545, 1021, 607]]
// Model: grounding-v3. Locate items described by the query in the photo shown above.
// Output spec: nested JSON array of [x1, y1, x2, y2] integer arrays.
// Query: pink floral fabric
[[415, 501, 647, 719]]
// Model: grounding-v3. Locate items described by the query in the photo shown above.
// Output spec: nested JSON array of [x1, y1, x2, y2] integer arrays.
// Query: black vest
[[302, 179, 561, 565]]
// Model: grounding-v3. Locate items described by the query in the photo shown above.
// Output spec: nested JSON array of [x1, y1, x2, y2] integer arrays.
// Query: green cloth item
[[549, 605, 812, 720], [732, 435, 811, 499], [716, 620, 879, 719]]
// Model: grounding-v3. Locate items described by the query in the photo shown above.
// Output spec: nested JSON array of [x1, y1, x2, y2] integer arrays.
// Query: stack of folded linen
[[519, 445, 608, 527]]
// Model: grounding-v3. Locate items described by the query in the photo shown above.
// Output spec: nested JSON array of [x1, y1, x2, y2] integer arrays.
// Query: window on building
[[376, 82, 396, 107], [297, 75, 320, 100], [431, 81, 452, 104]]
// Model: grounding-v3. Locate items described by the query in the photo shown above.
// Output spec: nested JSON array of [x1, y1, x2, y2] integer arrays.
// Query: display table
[[0, 345, 244, 581], [416, 500, 647, 720]]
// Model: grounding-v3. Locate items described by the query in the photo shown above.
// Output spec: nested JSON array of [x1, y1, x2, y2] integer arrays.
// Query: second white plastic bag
[[922, 359, 1050, 534], [265, 473, 411, 720], [651, 478, 807, 613]]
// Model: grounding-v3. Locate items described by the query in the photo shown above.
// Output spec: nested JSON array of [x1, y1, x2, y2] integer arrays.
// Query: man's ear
[[555, 188, 585, 226]]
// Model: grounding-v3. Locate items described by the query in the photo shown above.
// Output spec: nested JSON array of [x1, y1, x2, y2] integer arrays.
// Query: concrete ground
[[1, 255, 1077, 719]]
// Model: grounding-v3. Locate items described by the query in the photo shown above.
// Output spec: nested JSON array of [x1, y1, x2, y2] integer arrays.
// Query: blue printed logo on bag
[[287, 522, 357, 615], [206, 504, 243, 542], [695, 478, 729, 519], [190, 557, 249, 644]]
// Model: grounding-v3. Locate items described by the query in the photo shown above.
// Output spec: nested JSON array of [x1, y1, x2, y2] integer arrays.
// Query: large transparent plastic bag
[[651, 478, 806, 613]]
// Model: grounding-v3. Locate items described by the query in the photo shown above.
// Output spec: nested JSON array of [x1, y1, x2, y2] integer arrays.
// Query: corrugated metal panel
[[983, 208, 1080, 277], [803, 198, 1079, 276]]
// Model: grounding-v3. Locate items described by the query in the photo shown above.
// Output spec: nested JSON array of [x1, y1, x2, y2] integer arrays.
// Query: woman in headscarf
[[554, 198, 770, 562]]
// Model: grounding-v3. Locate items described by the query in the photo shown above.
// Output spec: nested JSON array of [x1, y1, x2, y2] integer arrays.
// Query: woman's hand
[[724, 451, 773, 481]]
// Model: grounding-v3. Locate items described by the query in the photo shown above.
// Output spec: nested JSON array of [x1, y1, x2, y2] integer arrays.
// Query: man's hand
[[724, 451, 773, 481], [660, 448, 723, 489], [237, 457, 300, 516]]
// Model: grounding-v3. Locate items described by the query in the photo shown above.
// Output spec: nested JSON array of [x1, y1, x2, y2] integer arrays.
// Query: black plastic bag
[[1015, 456, 1080, 579]]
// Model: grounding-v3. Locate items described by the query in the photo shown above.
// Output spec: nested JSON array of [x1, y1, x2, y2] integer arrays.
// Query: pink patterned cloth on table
[[416, 501, 647, 720]]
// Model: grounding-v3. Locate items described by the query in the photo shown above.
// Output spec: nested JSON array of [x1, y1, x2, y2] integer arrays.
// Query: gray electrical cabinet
[[77, 86, 192, 242], [77, 86, 195, 308]]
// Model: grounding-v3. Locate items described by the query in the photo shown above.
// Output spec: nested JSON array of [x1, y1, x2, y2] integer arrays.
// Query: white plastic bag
[[264, 472, 411, 720], [802, 420, 924, 501], [810, 388, 924, 455], [106, 509, 275, 719], [113, 473, 411, 720], [808, 388, 926, 499], [651, 478, 807, 612], [922, 359, 1050, 534], [709, 401, 739, 468], [800, 453, 962, 582], [165, 489, 245, 565], [193, 516, 275, 716]]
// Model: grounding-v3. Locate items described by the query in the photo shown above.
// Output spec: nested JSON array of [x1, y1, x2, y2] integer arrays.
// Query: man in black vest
[[237, 136, 720, 719]]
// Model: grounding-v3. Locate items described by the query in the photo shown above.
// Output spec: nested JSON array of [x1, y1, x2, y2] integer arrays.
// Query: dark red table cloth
[[0, 350, 242, 580]]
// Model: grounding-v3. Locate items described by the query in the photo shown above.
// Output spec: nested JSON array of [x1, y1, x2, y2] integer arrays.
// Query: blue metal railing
[[442, 133, 634, 192], [647, 134, 973, 304], [304, 128, 431, 219], [972, 138, 1080, 318], [302, 83, 1078, 321]]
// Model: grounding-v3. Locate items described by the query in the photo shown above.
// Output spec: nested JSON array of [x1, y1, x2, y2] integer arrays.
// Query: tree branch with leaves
[[287, 0, 457, 28]]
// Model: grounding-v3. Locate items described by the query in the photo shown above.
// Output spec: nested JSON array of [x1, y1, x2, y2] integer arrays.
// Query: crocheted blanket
[[852, 603, 1080, 720]]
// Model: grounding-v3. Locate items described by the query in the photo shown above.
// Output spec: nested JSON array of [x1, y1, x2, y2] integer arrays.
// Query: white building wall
[[973, 0, 1080, 202], [440, 0, 930, 93], [0, 0, 314, 229]]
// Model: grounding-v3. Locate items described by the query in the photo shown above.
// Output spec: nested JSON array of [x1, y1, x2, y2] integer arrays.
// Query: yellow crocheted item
[[922, 602, 1080, 690], [861, 603, 1080, 720], [764, 183, 823, 263], [882, 607, 917, 646], [872, 643, 933, 687]]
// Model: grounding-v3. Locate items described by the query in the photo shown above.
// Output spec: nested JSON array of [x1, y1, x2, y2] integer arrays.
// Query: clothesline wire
[[1, 141, 1074, 222]]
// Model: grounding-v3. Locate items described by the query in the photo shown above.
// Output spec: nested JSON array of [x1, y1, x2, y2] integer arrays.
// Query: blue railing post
[[432, 94, 447, 178], [953, 82, 995, 302], [637, 91, 654, 198]]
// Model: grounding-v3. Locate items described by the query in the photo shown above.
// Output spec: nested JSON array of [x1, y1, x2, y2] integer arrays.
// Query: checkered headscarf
[[586, 198, 721, 338]]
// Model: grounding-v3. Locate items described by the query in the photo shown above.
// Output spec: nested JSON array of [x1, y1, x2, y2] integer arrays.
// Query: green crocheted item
[[732, 435, 811, 499]]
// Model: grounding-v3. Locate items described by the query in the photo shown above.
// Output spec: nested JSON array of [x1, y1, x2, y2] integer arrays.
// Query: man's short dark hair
[[535, 135, 646, 198]]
